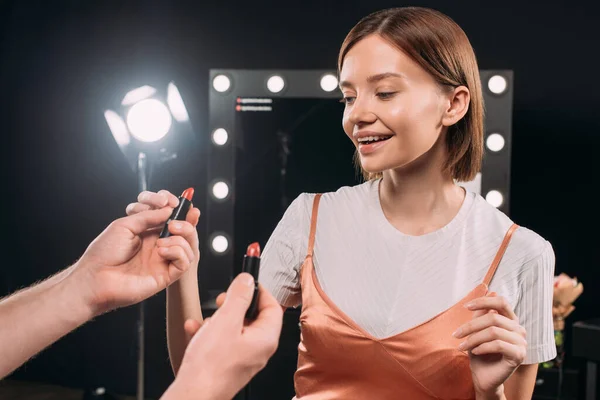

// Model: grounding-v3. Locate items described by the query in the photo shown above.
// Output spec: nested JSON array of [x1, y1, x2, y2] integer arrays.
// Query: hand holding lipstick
[[161, 273, 283, 400], [0, 191, 201, 380], [71, 189, 200, 315]]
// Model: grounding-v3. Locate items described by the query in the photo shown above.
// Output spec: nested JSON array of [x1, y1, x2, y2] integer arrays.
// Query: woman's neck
[[379, 164, 466, 236]]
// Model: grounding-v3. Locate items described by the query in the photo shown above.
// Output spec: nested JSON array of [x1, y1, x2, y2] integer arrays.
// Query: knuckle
[[489, 326, 501, 337], [519, 326, 527, 337], [491, 313, 501, 324], [493, 340, 503, 352]]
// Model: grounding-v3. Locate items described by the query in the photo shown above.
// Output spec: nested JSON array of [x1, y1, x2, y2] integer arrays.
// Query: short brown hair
[[338, 7, 484, 182]]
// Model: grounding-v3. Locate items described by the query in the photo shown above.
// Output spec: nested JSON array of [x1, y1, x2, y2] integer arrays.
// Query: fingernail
[[140, 192, 149, 201], [172, 222, 182, 230], [464, 302, 474, 309], [241, 273, 254, 287], [452, 328, 462, 338], [458, 341, 466, 350], [159, 195, 168, 206]]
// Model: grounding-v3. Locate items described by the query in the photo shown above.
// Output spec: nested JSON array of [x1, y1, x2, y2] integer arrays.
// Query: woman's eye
[[377, 92, 397, 100], [340, 96, 356, 105]]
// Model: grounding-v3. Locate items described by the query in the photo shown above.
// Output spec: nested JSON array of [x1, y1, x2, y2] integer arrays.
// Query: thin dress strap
[[306, 194, 322, 258], [483, 223, 519, 286]]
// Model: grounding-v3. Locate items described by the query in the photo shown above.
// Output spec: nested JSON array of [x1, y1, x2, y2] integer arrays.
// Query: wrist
[[161, 376, 218, 400], [67, 260, 103, 318], [56, 267, 96, 327], [475, 385, 505, 400]]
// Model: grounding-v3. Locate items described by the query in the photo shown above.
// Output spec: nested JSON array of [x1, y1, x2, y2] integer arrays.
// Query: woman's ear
[[442, 86, 470, 127]]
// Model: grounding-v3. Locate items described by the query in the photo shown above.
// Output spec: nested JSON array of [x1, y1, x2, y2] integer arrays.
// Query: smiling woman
[[153, 6, 556, 400], [338, 12, 483, 182]]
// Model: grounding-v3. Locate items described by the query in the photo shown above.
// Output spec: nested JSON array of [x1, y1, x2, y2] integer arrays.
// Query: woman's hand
[[453, 293, 527, 399]]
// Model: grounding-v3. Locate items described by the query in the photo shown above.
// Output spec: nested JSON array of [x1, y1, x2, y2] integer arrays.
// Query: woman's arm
[[167, 268, 203, 375], [504, 364, 538, 399]]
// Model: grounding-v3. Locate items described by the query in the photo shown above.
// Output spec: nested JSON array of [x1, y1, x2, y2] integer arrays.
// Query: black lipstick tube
[[159, 196, 192, 238], [242, 254, 261, 320]]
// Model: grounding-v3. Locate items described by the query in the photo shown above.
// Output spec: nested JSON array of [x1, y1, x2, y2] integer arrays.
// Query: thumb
[[217, 273, 255, 329], [184, 318, 204, 344], [118, 207, 173, 235]]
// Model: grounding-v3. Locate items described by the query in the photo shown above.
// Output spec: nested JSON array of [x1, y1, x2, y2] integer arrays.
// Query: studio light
[[212, 74, 231, 93], [104, 110, 130, 146], [486, 133, 505, 152], [488, 75, 507, 95], [121, 85, 156, 106], [320, 74, 338, 92], [211, 128, 229, 146], [267, 75, 285, 93], [104, 80, 194, 400], [211, 180, 230, 200], [485, 190, 504, 208], [167, 82, 190, 122], [211, 234, 229, 253], [126, 98, 172, 142]]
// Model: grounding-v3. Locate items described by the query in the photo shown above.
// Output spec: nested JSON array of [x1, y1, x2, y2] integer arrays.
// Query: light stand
[[136, 152, 149, 400], [104, 81, 193, 400]]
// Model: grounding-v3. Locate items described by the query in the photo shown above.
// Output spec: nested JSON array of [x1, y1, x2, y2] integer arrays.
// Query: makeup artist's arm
[[0, 207, 198, 379], [126, 190, 203, 375], [161, 273, 283, 400]]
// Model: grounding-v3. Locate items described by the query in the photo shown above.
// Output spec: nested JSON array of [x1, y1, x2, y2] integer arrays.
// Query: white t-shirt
[[258, 179, 557, 364]]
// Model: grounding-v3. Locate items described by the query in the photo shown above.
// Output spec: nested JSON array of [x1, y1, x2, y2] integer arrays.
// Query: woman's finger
[[125, 202, 151, 215], [458, 325, 527, 352], [157, 235, 195, 265], [186, 207, 201, 227], [158, 245, 192, 272], [184, 318, 205, 343], [454, 312, 520, 339], [137, 191, 171, 208], [470, 340, 527, 364], [465, 295, 518, 321], [158, 190, 180, 208], [216, 292, 227, 308]]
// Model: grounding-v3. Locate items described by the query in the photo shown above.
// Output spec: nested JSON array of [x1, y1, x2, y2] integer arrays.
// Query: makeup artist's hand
[[161, 273, 283, 400], [453, 292, 527, 398], [72, 197, 200, 316], [125, 190, 201, 269]]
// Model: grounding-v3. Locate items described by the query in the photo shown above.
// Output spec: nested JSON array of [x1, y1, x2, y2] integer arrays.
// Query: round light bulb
[[488, 75, 507, 95], [213, 75, 231, 93], [212, 128, 228, 146], [267, 75, 285, 93], [212, 181, 229, 200], [486, 133, 505, 152], [320, 74, 338, 92], [485, 190, 504, 208], [126, 99, 172, 142], [211, 235, 229, 253]]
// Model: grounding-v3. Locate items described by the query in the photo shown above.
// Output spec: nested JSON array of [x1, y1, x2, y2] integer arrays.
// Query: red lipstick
[[159, 187, 194, 238], [181, 187, 194, 202], [243, 242, 261, 320]]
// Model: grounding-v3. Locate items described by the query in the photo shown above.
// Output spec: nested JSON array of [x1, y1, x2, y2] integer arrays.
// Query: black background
[[1, 0, 598, 398]]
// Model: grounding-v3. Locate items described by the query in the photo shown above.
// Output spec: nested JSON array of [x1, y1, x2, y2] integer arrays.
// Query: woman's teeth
[[358, 136, 391, 144]]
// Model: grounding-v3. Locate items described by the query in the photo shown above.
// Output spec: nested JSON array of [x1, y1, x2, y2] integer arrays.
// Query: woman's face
[[339, 34, 452, 175]]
